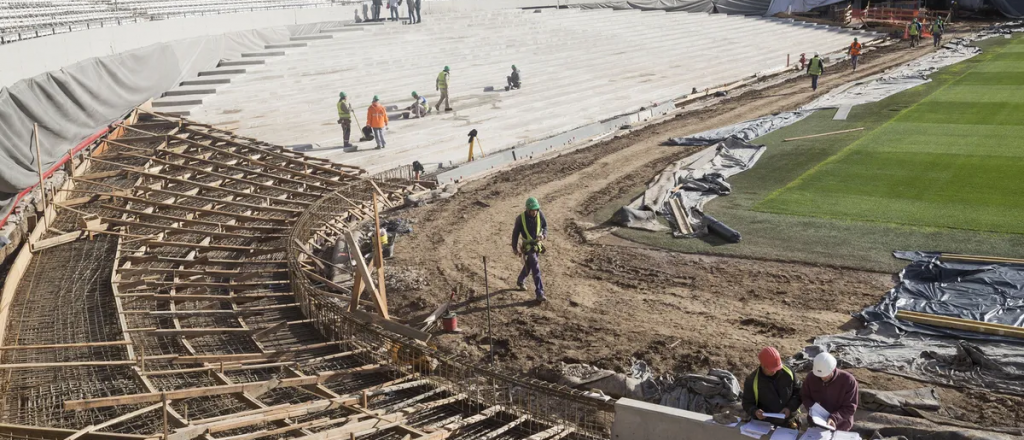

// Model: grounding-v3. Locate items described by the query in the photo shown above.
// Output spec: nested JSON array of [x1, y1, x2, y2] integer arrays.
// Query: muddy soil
[[382, 43, 1024, 430]]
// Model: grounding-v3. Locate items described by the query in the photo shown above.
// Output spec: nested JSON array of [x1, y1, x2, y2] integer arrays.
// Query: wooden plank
[[372, 193, 388, 311], [896, 311, 1024, 339], [0, 361, 137, 369], [350, 310, 430, 342], [344, 231, 388, 319], [31, 231, 83, 252], [100, 204, 285, 232], [128, 328, 255, 337], [0, 423, 150, 440], [0, 341, 132, 350], [477, 415, 528, 440], [253, 321, 288, 342], [111, 193, 293, 220], [940, 253, 1024, 265], [64, 403, 163, 440], [783, 127, 864, 142]]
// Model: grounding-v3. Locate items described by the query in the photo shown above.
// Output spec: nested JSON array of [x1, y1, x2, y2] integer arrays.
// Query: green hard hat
[[412, 91, 418, 97], [372, 95, 379, 102], [339, 92, 346, 99], [444, 66, 450, 72], [525, 197, 540, 210], [512, 64, 516, 69]]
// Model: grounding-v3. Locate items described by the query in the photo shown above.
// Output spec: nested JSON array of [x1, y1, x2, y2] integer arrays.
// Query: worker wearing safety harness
[[511, 197, 547, 302], [742, 347, 802, 428]]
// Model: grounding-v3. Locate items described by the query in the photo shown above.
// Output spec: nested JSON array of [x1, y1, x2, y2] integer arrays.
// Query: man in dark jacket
[[511, 197, 547, 302], [801, 352, 859, 430], [742, 347, 802, 428]]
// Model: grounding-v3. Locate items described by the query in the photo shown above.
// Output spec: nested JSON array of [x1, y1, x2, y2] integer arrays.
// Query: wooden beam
[[0, 340, 132, 350], [344, 231, 388, 320], [31, 231, 83, 252], [0, 361, 137, 369], [783, 127, 864, 142], [896, 310, 1024, 339], [0, 423, 150, 440], [128, 328, 255, 337], [372, 193, 388, 310], [64, 403, 163, 440]]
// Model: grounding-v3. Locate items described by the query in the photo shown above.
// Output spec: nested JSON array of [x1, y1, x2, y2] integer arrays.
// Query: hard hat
[[372, 95, 379, 102], [512, 64, 517, 69], [814, 51, 820, 57], [854, 37, 858, 42], [444, 66, 450, 72], [813, 352, 837, 378], [758, 347, 783, 374], [525, 197, 540, 210], [412, 91, 418, 97], [339, 92, 346, 99]]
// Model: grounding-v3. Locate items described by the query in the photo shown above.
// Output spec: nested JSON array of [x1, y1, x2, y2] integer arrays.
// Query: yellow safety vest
[[753, 366, 794, 406], [808, 57, 823, 76], [520, 212, 543, 254], [437, 71, 448, 90], [337, 100, 351, 119]]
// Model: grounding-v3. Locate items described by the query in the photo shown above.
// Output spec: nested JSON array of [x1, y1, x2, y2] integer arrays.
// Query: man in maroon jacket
[[801, 352, 859, 430]]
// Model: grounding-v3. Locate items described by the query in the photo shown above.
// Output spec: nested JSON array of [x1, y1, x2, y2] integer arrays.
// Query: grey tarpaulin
[[666, 111, 812, 146], [622, 137, 764, 234], [0, 27, 289, 224], [793, 251, 1024, 396], [764, 0, 849, 16], [990, 0, 1024, 18], [575, 0, 770, 15]]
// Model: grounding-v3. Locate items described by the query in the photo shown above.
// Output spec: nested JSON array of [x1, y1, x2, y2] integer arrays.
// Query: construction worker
[[414, 0, 422, 23], [371, 0, 382, 21], [336, 92, 354, 148], [406, 0, 417, 24], [511, 197, 547, 302], [408, 91, 429, 118], [367, 96, 388, 149], [807, 52, 824, 92], [847, 38, 862, 72], [931, 18, 944, 47], [435, 66, 452, 112], [799, 53, 807, 70], [506, 65, 521, 91], [908, 18, 921, 48], [742, 347, 802, 428], [801, 352, 859, 431]]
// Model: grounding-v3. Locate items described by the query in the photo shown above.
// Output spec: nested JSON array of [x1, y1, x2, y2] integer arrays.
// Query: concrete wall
[[0, 6, 353, 87], [611, 398, 756, 440]]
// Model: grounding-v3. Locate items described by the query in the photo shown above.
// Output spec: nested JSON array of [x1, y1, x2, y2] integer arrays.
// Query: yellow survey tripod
[[467, 129, 485, 161]]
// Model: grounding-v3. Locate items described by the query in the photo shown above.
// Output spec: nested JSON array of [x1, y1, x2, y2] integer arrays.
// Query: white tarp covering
[[765, 0, 848, 16]]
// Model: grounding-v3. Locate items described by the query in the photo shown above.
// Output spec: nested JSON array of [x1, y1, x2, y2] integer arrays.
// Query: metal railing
[[287, 189, 615, 438]]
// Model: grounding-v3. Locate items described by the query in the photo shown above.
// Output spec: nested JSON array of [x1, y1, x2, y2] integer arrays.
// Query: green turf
[[757, 35, 1024, 235], [604, 35, 1024, 272]]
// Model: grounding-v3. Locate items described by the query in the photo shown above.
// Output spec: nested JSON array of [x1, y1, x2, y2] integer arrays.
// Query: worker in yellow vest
[[742, 347, 802, 428], [807, 52, 824, 92], [908, 18, 921, 48], [434, 66, 453, 113], [512, 197, 547, 302], [336, 92, 354, 148]]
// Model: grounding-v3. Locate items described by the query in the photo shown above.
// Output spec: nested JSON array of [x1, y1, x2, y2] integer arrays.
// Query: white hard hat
[[813, 352, 837, 378], [814, 51, 820, 57]]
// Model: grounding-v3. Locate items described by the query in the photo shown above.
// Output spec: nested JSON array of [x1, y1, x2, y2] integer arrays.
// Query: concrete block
[[162, 86, 218, 97], [242, 51, 286, 57], [219, 59, 266, 67], [265, 42, 308, 49], [152, 97, 203, 107], [198, 68, 246, 76], [153, 106, 192, 117], [290, 35, 334, 41], [611, 398, 753, 440], [181, 78, 230, 86]]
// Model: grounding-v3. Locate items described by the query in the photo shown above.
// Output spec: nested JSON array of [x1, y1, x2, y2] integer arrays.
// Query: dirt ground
[[383, 42, 1024, 430]]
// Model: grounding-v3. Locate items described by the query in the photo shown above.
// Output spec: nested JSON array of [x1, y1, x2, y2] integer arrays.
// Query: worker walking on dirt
[[742, 347, 802, 428], [908, 18, 922, 48], [801, 352, 859, 430], [807, 52, 824, 92], [931, 19, 944, 47], [367, 96, 389, 149], [337, 92, 355, 148], [512, 197, 547, 302], [847, 38, 862, 72], [408, 91, 429, 118], [435, 66, 452, 112]]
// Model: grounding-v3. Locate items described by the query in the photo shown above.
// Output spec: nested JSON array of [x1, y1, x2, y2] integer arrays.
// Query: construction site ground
[[385, 39, 1024, 432]]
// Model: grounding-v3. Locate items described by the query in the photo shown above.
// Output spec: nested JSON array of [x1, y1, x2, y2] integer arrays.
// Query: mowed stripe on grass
[[756, 36, 1024, 235]]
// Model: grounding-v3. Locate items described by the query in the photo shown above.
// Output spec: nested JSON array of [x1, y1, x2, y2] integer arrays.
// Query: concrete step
[[198, 68, 246, 76], [290, 34, 334, 41], [320, 27, 365, 33], [219, 59, 266, 67], [181, 78, 230, 86], [152, 105, 193, 117], [162, 85, 219, 97], [152, 97, 203, 108], [242, 51, 286, 58], [266, 42, 308, 49]]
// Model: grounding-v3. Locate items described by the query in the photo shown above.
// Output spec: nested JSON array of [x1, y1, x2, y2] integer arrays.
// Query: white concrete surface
[[184, 8, 876, 173], [611, 398, 757, 440]]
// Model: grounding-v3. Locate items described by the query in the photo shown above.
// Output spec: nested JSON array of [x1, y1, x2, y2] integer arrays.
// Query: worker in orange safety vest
[[848, 38, 862, 72]]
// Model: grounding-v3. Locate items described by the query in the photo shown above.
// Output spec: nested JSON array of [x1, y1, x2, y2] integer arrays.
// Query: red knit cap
[[758, 347, 783, 374]]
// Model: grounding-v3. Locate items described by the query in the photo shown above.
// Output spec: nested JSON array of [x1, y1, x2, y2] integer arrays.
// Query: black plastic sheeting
[[577, 0, 772, 15], [859, 251, 1024, 340], [990, 0, 1024, 18]]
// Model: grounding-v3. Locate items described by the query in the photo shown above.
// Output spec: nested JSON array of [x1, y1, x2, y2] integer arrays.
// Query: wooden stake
[[372, 193, 387, 310], [783, 127, 864, 142], [33, 124, 47, 217], [162, 393, 169, 439]]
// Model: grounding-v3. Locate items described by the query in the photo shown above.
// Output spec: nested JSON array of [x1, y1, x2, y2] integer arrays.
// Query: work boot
[[445, 108, 453, 112], [516, 282, 526, 291], [536, 294, 547, 303], [343, 142, 354, 148]]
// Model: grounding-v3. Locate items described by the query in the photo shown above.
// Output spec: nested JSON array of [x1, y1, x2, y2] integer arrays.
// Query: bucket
[[441, 312, 458, 332]]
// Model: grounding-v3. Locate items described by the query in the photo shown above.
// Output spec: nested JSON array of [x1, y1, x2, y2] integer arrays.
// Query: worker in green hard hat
[[506, 65, 521, 91], [408, 91, 429, 118], [511, 197, 547, 302], [336, 92, 354, 148], [434, 66, 453, 112]]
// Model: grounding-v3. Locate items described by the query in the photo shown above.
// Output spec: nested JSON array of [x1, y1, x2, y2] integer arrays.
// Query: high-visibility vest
[[520, 212, 543, 254], [909, 23, 920, 35], [808, 57, 823, 75], [378, 229, 389, 246], [753, 366, 794, 406], [849, 42, 862, 56], [437, 71, 449, 90], [931, 23, 942, 33], [337, 100, 351, 119]]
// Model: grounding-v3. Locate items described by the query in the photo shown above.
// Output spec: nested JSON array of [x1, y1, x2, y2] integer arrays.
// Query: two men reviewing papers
[[743, 348, 860, 431]]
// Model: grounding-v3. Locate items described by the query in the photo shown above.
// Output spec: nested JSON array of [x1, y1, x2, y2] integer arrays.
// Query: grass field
[[604, 35, 1024, 272]]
